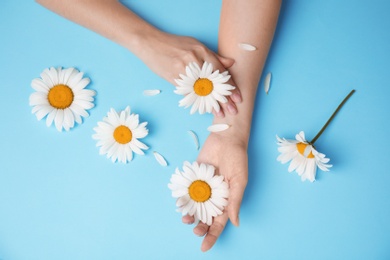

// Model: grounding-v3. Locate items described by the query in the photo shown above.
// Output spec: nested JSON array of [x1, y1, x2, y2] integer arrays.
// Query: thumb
[[217, 55, 235, 69], [227, 177, 247, 226]]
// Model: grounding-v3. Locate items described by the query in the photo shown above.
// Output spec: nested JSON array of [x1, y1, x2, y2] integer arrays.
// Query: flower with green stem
[[277, 90, 355, 182]]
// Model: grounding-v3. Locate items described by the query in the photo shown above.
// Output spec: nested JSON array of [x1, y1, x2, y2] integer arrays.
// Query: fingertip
[[227, 103, 237, 115], [201, 243, 211, 252], [218, 55, 235, 68], [193, 222, 208, 237], [215, 109, 225, 118], [182, 215, 195, 224], [231, 215, 240, 227], [228, 208, 240, 226], [217, 55, 234, 68], [231, 91, 242, 103], [193, 228, 204, 237]]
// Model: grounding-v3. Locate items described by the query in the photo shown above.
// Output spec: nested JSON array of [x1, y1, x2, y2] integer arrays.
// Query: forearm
[[36, 0, 158, 54], [216, 0, 281, 144]]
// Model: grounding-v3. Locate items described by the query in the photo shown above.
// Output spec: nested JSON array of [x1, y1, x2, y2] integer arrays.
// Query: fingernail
[[216, 110, 224, 118], [231, 92, 242, 103], [227, 104, 237, 115], [184, 220, 194, 225]]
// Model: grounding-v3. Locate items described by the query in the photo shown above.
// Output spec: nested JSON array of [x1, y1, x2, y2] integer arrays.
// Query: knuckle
[[182, 49, 198, 62], [171, 57, 186, 71], [194, 43, 208, 54]]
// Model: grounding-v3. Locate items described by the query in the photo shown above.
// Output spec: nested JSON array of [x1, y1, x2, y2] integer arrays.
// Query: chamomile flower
[[168, 161, 229, 226], [276, 90, 355, 182], [174, 61, 235, 114], [92, 106, 148, 163], [29, 67, 95, 131], [277, 131, 332, 182]]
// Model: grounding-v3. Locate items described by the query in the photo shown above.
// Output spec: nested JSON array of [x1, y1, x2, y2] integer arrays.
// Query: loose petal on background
[[264, 72, 272, 94], [154, 151, 168, 166], [188, 130, 199, 150], [143, 89, 161, 96]]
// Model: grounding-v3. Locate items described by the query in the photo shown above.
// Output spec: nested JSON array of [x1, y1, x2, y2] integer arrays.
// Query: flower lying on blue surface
[[92, 106, 148, 163], [277, 131, 332, 182], [29, 67, 95, 131], [276, 90, 355, 182]]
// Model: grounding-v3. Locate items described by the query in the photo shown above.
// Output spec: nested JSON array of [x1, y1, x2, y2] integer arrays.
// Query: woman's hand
[[181, 131, 248, 251], [136, 31, 242, 117], [36, 0, 242, 117]]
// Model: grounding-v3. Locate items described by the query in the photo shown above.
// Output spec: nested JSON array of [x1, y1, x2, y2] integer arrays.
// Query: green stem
[[310, 89, 355, 144]]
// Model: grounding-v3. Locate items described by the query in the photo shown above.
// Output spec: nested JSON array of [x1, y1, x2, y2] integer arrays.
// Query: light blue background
[[1, 0, 389, 259]]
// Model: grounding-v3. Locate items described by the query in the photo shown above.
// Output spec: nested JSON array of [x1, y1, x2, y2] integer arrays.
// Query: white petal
[[46, 109, 57, 127], [196, 203, 202, 222], [129, 142, 145, 155], [212, 92, 228, 103], [238, 43, 257, 51], [176, 194, 191, 207], [303, 159, 317, 182], [143, 89, 161, 96], [188, 201, 198, 216], [288, 155, 303, 173], [181, 199, 195, 216], [186, 65, 197, 80], [296, 131, 306, 142], [54, 109, 64, 132], [125, 146, 133, 162], [172, 189, 189, 198], [48, 67, 59, 85], [198, 98, 206, 114], [132, 139, 148, 150], [200, 203, 207, 224], [31, 79, 49, 92], [40, 68, 54, 86], [207, 124, 230, 132], [190, 98, 201, 114], [188, 130, 199, 150], [153, 151, 168, 167], [296, 157, 308, 175], [34, 107, 50, 120], [62, 67, 74, 84], [264, 72, 271, 94], [179, 93, 197, 108], [63, 108, 75, 129], [198, 163, 207, 180]]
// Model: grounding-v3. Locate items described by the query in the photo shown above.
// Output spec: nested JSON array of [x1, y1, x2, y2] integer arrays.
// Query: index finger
[[200, 212, 229, 252]]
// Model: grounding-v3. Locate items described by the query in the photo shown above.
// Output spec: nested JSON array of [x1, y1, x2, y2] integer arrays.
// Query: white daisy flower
[[29, 67, 96, 132], [168, 161, 229, 226], [174, 61, 235, 114], [92, 106, 149, 163], [276, 131, 332, 182]]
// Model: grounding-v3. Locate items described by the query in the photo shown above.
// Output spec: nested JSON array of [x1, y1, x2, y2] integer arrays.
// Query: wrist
[[212, 113, 251, 148], [123, 23, 160, 53]]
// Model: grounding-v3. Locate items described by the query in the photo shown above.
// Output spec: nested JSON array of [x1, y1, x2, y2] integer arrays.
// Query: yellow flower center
[[189, 180, 212, 202], [193, 78, 213, 96], [296, 143, 315, 158], [47, 84, 74, 109], [113, 125, 132, 144]]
